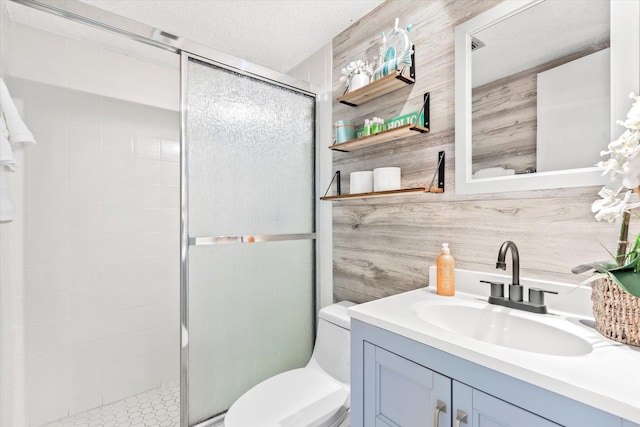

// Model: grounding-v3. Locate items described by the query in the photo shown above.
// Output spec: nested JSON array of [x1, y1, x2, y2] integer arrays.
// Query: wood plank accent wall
[[331, 0, 621, 303]]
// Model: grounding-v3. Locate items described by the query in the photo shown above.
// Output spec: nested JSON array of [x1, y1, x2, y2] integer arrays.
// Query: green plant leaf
[[606, 269, 640, 298], [572, 258, 640, 297], [571, 260, 620, 275]]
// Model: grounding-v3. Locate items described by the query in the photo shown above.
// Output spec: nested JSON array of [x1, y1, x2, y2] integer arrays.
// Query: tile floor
[[42, 382, 180, 427]]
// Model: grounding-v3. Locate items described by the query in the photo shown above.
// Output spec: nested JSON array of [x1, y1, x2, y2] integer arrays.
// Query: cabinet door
[[453, 381, 560, 427], [364, 342, 451, 427]]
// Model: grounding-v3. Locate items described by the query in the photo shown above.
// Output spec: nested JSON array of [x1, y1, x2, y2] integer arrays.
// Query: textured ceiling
[[78, 0, 384, 73]]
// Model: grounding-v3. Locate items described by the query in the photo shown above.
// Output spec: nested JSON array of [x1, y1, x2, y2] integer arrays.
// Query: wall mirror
[[455, 0, 639, 194]]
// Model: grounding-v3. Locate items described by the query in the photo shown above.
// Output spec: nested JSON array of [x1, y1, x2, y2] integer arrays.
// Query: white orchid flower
[[592, 190, 636, 222]]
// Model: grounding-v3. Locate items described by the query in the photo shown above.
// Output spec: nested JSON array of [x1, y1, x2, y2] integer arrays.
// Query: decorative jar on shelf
[[348, 73, 370, 92]]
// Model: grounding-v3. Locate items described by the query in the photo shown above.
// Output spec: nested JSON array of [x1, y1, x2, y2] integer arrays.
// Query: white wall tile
[[103, 207, 134, 233], [134, 209, 163, 232], [132, 257, 164, 283], [161, 208, 180, 232], [27, 292, 69, 325], [68, 67, 103, 96], [27, 148, 69, 178], [102, 258, 136, 286], [134, 136, 161, 160], [29, 119, 69, 152], [24, 263, 72, 295], [160, 161, 180, 186], [70, 233, 103, 261], [135, 184, 164, 208], [103, 233, 134, 259], [134, 233, 167, 257], [69, 340, 105, 373], [135, 158, 163, 184], [70, 179, 103, 207], [102, 99, 134, 132], [104, 179, 135, 207], [27, 176, 70, 207], [103, 130, 132, 158], [70, 207, 103, 233], [25, 233, 70, 265], [69, 288, 105, 319], [25, 206, 71, 235], [70, 152, 103, 180], [68, 93, 102, 128], [70, 368, 103, 401], [68, 316, 102, 346], [10, 327, 28, 358], [104, 155, 133, 181], [69, 393, 102, 416], [161, 185, 179, 208], [28, 320, 69, 353], [161, 139, 180, 162], [70, 261, 102, 289], [10, 297, 26, 329], [69, 125, 102, 156]]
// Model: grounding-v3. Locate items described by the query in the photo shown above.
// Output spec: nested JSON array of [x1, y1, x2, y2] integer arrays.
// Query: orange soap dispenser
[[436, 243, 455, 296]]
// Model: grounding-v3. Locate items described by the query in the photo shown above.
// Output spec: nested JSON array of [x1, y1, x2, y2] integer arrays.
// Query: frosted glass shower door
[[182, 56, 316, 425]]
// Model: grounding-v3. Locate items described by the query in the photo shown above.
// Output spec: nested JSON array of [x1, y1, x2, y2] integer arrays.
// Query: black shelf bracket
[[437, 150, 445, 191], [396, 45, 416, 84], [416, 92, 430, 130]]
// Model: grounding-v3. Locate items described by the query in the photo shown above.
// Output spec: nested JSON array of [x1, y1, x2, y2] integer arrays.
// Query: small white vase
[[349, 74, 370, 92]]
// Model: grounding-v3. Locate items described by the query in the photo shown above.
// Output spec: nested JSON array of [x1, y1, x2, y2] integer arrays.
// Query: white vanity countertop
[[348, 268, 640, 423]]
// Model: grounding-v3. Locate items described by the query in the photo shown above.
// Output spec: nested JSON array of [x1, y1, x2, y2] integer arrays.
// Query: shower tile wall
[[0, 18, 180, 427]]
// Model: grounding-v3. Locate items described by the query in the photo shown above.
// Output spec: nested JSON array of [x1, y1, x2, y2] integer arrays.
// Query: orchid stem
[[617, 210, 631, 266]]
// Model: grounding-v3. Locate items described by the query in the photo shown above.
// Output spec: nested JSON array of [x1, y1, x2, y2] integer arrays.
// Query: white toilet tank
[[307, 301, 356, 386]]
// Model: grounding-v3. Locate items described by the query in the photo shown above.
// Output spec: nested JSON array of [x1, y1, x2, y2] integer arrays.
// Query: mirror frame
[[455, 0, 640, 194]]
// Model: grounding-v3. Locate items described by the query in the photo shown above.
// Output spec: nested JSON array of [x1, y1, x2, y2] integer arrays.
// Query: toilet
[[224, 301, 356, 427]]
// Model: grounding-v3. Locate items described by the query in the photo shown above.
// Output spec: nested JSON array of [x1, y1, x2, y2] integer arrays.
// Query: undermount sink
[[414, 302, 593, 356]]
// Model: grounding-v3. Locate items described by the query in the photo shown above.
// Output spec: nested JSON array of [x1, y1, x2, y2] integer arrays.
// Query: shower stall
[[0, 1, 319, 426]]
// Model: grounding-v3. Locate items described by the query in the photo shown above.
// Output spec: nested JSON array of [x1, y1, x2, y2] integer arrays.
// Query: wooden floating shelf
[[320, 187, 443, 201], [337, 71, 415, 107], [330, 124, 429, 152]]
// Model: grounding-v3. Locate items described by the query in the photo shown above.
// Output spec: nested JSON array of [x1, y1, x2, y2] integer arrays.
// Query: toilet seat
[[224, 367, 349, 427]]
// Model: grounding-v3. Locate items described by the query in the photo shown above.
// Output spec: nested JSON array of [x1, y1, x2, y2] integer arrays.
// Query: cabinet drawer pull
[[455, 409, 469, 427], [433, 400, 447, 427]]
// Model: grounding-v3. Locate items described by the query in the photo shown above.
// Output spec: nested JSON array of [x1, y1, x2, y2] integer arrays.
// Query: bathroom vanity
[[348, 269, 640, 427]]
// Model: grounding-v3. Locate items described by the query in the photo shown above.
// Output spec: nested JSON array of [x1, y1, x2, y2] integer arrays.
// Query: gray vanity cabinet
[[352, 319, 637, 427], [363, 343, 451, 427]]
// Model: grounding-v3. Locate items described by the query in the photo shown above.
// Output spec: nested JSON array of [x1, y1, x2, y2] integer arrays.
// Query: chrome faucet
[[480, 240, 557, 314]]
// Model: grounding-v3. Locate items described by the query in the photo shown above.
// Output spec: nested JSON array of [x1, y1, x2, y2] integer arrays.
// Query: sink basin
[[415, 302, 592, 356]]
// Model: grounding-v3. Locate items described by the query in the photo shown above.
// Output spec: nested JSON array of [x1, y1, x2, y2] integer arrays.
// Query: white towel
[[0, 78, 35, 148], [0, 78, 36, 223], [473, 167, 516, 179]]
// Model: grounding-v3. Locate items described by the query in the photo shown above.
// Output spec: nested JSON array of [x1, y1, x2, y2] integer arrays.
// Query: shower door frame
[[6, 2, 322, 427], [180, 51, 318, 426]]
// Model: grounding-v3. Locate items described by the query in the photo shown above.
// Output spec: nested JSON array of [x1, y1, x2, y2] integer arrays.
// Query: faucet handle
[[528, 288, 558, 305], [480, 280, 504, 298]]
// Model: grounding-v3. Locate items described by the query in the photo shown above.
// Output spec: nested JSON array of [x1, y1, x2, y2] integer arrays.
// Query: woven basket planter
[[592, 277, 640, 346]]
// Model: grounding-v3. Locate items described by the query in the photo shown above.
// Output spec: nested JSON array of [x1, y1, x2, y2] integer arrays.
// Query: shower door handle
[[189, 233, 316, 246]]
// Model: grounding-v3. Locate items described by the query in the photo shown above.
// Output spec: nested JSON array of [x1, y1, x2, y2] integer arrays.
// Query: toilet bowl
[[224, 301, 356, 427]]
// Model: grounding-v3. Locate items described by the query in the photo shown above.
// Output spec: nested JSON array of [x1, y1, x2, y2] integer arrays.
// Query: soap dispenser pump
[[437, 243, 455, 296]]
